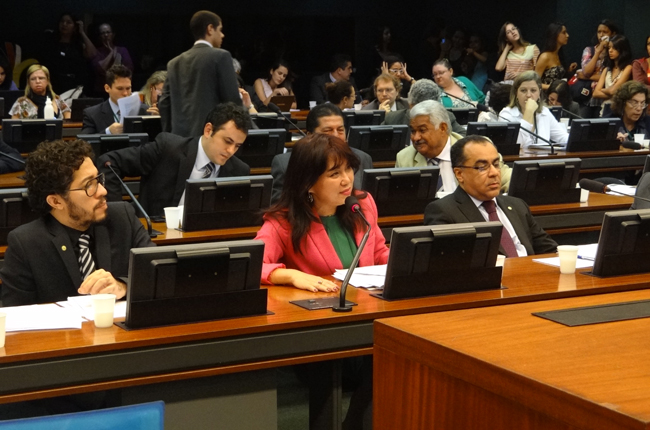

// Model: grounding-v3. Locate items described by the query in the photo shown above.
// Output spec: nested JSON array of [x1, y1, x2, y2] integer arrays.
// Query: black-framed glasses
[[68, 173, 105, 197], [456, 160, 500, 174]]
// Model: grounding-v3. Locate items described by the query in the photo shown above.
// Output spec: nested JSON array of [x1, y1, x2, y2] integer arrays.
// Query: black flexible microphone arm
[[267, 103, 307, 138]]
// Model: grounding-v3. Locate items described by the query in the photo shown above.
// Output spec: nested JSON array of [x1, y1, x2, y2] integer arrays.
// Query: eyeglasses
[[389, 68, 404, 74], [68, 173, 105, 197], [627, 100, 648, 109], [432, 70, 449, 78], [456, 160, 500, 174], [506, 27, 518, 36]]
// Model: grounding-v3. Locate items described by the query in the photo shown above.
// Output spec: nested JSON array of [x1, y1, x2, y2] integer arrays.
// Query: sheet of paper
[[333, 265, 386, 289], [606, 184, 637, 197], [577, 243, 598, 261], [57, 296, 127, 321], [2, 304, 82, 332], [117, 93, 143, 123], [532, 257, 594, 269]]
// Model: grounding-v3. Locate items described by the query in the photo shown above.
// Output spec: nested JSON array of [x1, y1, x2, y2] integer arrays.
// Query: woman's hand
[[401, 63, 412, 82], [273, 87, 289, 97], [616, 132, 628, 143], [146, 105, 159, 115], [290, 272, 340, 293], [381, 61, 390, 75], [568, 62, 578, 73]]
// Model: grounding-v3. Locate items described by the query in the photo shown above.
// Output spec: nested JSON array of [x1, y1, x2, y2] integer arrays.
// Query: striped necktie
[[202, 162, 215, 179], [428, 158, 444, 191], [78, 234, 96, 280]]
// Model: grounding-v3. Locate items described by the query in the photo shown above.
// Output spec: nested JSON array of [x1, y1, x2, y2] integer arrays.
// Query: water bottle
[[44, 96, 54, 119]]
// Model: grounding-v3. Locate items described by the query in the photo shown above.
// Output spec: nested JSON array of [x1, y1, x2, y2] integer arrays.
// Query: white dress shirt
[[427, 138, 457, 193], [178, 137, 221, 205], [104, 99, 121, 135], [469, 195, 527, 257], [499, 106, 569, 149]]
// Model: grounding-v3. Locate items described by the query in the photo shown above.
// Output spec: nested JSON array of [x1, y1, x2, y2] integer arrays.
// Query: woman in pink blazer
[[255, 133, 389, 292]]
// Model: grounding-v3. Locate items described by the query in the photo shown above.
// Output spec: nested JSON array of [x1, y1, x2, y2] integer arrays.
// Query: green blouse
[[320, 215, 358, 268]]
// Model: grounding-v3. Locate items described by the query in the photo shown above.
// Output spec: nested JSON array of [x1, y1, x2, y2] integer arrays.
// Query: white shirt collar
[[329, 73, 337, 83], [194, 136, 211, 171], [194, 40, 213, 47], [108, 98, 120, 115], [427, 137, 451, 162], [469, 193, 495, 208]]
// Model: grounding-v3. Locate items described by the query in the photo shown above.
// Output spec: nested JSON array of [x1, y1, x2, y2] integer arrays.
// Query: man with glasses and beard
[[1, 139, 154, 306]]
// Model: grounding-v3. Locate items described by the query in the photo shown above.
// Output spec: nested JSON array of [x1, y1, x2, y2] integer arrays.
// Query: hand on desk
[[78, 269, 127, 299], [270, 268, 339, 293], [108, 122, 123, 135]]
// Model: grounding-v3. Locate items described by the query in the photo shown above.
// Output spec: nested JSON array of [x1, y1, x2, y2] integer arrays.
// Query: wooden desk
[[374, 288, 650, 430], [2, 257, 650, 430]]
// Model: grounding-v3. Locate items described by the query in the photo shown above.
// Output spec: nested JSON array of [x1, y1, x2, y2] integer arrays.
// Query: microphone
[[621, 141, 642, 150], [0, 151, 25, 165], [496, 112, 558, 155], [578, 178, 650, 204], [559, 108, 583, 120], [333, 195, 371, 312], [267, 103, 307, 138], [442, 91, 490, 112], [104, 161, 162, 238]]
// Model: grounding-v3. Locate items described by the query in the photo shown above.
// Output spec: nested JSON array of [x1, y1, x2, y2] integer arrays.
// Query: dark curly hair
[[204, 102, 253, 134], [25, 139, 94, 215], [611, 80, 649, 117]]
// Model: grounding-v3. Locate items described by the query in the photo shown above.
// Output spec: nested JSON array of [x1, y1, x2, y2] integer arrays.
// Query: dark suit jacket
[[0, 202, 154, 306], [383, 108, 467, 136], [424, 187, 557, 256], [80, 99, 149, 135], [159, 43, 242, 138], [270, 147, 373, 203], [0, 140, 24, 173], [361, 98, 410, 111], [309, 73, 360, 105], [98, 132, 250, 216], [632, 172, 650, 210]]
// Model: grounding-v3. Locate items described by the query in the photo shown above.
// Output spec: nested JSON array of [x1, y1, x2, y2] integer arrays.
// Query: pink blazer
[[255, 193, 389, 284]]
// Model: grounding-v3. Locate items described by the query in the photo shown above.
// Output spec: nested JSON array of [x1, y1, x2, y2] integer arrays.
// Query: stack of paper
[[57, 296, 127, 321], [532, 243, 599, 268], [3, 304, 82, 332], [333, 265, 386, 289]]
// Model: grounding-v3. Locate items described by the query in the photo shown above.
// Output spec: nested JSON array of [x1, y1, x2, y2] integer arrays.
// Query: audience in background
[[439, 28, 468, 76], [495, 22, 540, 82], [432, 58, 485, 108], [546, 79, 581, 118], [310, 54, 359, 105], [632, 35, 650, 90], [10, 64, 70, 119], [91, 23, 134, 96], [535, 22, 577, 91], [479, 82, 511, 121], [362, 73, 408, 112], [325, 80, 356, 111], [464, 34, 489, 91], [139, 70, 167, 115], [593, 34, 633, 117], [499, 71, 568, 148], [0, 55, 18, 90], [610, 81, 650, 142], [381, 55, 415, 98], [253, 59, 297, 109]]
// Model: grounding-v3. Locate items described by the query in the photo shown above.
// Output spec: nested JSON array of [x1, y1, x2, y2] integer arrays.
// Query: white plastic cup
[[0, 313, 6, 348], [557, 245, 579, 275], [92, 294, 116, 328], [580, 188, 589, 203], [643, 139, 650, 149], [164, 207, 181, 229], [495, 254, 506, 267], [354, 103, 362, 111], [309, 101, 317, 109], [634, 134, 645, 144]]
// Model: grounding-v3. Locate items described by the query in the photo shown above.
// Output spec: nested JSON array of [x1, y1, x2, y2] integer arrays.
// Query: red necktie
[[482, 200, 518, 258]]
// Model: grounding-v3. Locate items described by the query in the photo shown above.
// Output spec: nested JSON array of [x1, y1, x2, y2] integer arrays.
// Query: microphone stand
[[267, 103, 307, 138], [0, 151, 26, 166]]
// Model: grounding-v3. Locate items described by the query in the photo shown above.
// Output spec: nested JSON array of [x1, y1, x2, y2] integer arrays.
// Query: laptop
[[269, 95, 295, 112], [70, 98, 104, 122]]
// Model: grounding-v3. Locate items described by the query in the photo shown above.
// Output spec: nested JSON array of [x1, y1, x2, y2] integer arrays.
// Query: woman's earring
[[308, 192, 314, 204]]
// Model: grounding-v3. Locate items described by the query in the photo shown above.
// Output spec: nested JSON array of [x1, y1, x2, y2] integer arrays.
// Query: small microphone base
[[149, 229, 164, 238], [290, 297, 356, 311], [332, 304, 353, 312]]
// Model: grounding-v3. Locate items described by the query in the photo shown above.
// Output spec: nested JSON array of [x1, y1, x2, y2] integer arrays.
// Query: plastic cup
[[92, 294, 116, 328], [309, 101, 317, 109], [580, 188, 589, 203], [557, 245, 579, 275], [354, 103, 362, 111], [164, 207, 181, 229], [634, 134, 645, 144], [643, 139, 650, 149], [0, 313, 5, 348], [495, 255, 506, 267]]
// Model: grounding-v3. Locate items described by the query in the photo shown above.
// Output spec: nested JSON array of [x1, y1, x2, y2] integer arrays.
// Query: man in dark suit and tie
[[424, 135, 557, 257], [270, 104, 373, 203], [159, 10, 244, 137], [98, 103, 252, 217], [80, 64, 150, 135], [0, 139, 154, 306], [309, 54, 361, 105]]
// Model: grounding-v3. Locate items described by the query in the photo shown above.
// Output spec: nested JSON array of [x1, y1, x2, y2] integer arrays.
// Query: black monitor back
[[566, 118, 621, 152], [0, 91, 23, 119], [123, 116, 162, 141], [380, 222, 503, 300], [236, 128, 287, 168], [508, 158, 581, 205], [466, 122, 521, 156], [0, 188, 38, 246], [2, 119, 63, 153], [347, 124, 409, 162], [361, 167, 439, 216], [342, 110, 385, 130], [70, 98, 103, 122], [250, 113, 286, 131], [592, 209, 650, 277], [182, 175, 273, 231], [77, 133, 149, 156], [446, 108, 479, 125], [548, 106, 562, 121]]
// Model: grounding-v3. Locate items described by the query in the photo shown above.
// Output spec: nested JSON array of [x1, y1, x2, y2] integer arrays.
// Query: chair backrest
[[0, 401, 164, 430]]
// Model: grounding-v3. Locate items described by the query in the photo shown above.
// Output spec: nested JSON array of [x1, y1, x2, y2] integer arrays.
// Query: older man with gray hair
[[396, 100, 511, 193], [384, 79, 465, 136]]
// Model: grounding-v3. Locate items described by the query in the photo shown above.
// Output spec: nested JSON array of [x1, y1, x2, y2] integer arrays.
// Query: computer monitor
[[377, 222, 503, 300], [77, 133, 149, 156], [466, 122, 521, 156], [566, 118, 621, 152], [70, 98, 103, 122], [250, 113, 286, 131], [446, 108, 479, 125], [361, 166, 439, 216], [123, 115, 163, 141], [2, 119, 63, 153], [591, 209, 650, 277], [548, 106, 562, 121], [0, 90, 23, 119], [508, 158, 581, 206], [121, 240, 267, 329], [182, 175, 273, 232], [347, 124, 410, 162], [0, 188, 38, 246], [235, 128, 287, 168], [342, 110, 385, 130]]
